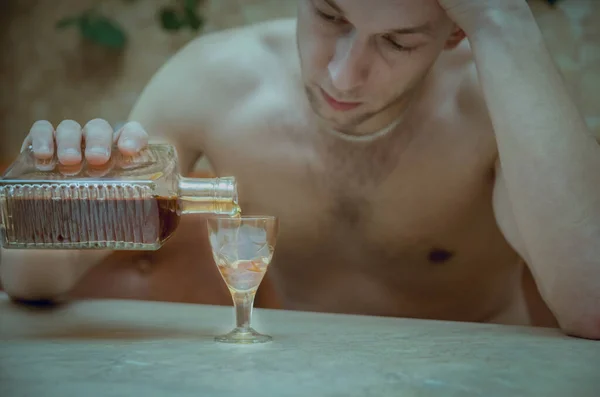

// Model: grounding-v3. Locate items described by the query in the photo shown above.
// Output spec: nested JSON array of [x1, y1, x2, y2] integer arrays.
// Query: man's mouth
[[320, 88, 362, 112]]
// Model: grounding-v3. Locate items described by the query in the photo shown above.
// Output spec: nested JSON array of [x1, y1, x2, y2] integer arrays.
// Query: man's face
[[297, 0, 459, 135]]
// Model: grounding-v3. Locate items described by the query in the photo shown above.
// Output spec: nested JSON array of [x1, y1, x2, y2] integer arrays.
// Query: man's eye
[[315, 9, 346, 24], [382, 35, 412, 52]]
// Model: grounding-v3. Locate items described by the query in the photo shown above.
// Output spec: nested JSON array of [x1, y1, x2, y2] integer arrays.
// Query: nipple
[[428, 249, 454, 264]]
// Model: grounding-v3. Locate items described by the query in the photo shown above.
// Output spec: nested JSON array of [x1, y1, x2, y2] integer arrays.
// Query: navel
[[428, 248, 454, 264]]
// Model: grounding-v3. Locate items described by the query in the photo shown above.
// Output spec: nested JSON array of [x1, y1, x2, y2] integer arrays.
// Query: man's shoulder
[[168, 18, 297, 80], [131, 19, 297, 132], [155, 18, 296, 111]]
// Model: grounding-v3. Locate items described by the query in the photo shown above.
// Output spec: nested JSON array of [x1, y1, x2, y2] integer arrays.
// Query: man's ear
[[444, 27, 466, 50]]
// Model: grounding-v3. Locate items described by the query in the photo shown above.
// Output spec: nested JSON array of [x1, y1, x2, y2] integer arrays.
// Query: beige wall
[[1, 0, 598, 164]]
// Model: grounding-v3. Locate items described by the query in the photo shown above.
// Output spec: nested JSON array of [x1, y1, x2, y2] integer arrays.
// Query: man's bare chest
[[203, 103, 518, 314], [236, 154, 501, 267], [209, 117, 504, 263]]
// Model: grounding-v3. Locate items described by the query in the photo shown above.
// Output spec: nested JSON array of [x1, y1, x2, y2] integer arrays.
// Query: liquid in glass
[[208, 216, 278, 344]]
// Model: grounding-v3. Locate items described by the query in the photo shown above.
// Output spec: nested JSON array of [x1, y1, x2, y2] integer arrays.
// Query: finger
[[55, 120, 83, 165], [27, 120, 55, 159], [117, 121, 149, 155], [82, 118, 114, 166]]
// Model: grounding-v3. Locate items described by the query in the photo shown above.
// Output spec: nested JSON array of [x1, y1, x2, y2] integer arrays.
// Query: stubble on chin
[[303, 85, 370, 135]]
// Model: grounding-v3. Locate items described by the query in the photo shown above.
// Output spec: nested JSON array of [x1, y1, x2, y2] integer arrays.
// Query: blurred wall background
[[0, 0, 297, 165], [0, 0, 598, 165]]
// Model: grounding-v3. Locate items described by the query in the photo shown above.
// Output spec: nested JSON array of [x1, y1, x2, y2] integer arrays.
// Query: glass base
[[214, 327, 272, 344]]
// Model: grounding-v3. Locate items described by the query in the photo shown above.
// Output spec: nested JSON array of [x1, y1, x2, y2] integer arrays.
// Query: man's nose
[[328, 31, 371, 93]]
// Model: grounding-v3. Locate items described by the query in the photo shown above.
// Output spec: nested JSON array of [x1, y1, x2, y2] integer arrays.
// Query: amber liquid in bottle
[[0, 144, 240, 250], [4, 194, 179, 249], [2, 187, 240, 250]]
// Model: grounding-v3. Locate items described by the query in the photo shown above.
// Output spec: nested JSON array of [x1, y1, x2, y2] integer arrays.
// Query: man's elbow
[[561, 321, 600, 341], [0, 266, 74, 303], [543, 262, 600, 340], [555, 307, 600, 340], [0, 250, 78, 303]]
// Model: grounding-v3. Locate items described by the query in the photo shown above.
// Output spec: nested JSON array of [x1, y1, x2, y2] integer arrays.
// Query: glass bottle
[[0, 144, 240, 250]]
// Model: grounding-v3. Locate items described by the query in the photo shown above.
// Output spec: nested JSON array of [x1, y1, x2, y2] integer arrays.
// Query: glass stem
[[232, 291, 256, 330]]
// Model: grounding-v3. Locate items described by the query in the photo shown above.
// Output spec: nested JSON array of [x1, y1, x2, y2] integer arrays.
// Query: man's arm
[[0, 24, 269, 303], [0, 38, 215, 302], [463, 6, 600, 338]]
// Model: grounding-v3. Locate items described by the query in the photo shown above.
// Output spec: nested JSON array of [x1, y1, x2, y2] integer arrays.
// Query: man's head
[[296, 0, 465, 137]]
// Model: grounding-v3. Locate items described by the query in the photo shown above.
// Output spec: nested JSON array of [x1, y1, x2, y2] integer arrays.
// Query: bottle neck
[[177, 176, 240, 216]]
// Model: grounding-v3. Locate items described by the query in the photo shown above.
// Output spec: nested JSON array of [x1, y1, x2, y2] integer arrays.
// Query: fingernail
[[59, 148, 81, 157], [86, 148, 110, 157], [120, 139, 138, 151]]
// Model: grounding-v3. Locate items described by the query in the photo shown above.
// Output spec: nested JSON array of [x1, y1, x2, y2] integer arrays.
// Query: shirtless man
[[1, 0, 599, 339]]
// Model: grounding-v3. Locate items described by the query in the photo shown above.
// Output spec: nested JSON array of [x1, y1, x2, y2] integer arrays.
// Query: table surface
[[0, 293, 598, 397]]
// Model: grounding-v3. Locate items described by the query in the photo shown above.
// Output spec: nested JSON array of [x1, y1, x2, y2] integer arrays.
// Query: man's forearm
[[0, 247, 108, 302], [466, 9, 600, 304]]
